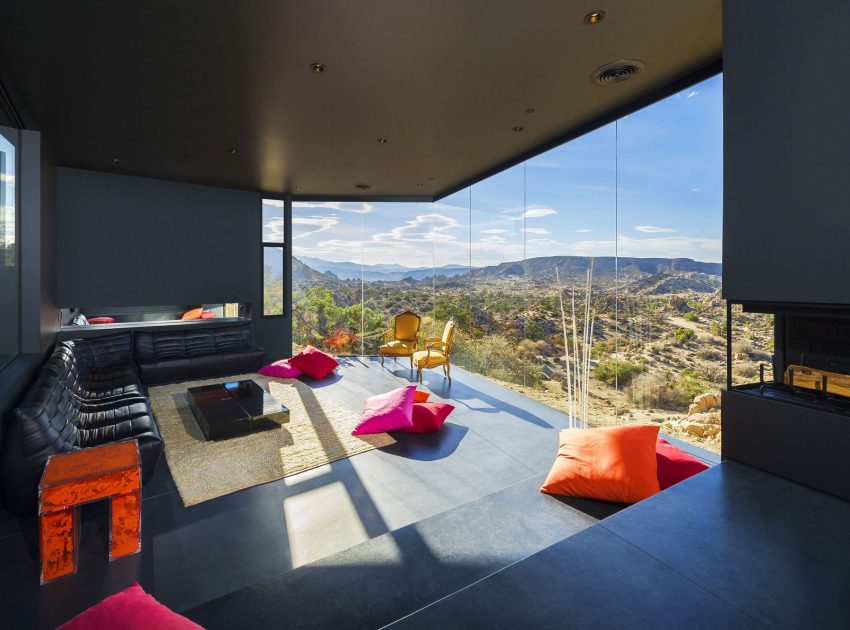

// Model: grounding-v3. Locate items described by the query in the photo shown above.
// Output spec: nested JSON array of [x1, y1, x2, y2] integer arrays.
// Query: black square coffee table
[[187, 379, 290, 441]]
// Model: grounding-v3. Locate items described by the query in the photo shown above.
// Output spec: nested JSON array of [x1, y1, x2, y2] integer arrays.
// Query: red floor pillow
[[402, 402, 454, 433], [58, 582, 202, 629], [289, 345, 339, 379], [87, 316, 116, 325], [655, 438, 710, 489]]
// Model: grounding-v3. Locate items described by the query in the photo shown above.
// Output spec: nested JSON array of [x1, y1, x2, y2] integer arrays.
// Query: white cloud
[[570, 235, 721, 262], [480, 228, 508, 234], [374, 213, 460, 243], [691, 188, 700, 192], [480, 235, 506, 243], [292, 214, 339, 239], [574, 228, 591, 233], [523, 227, 550, 235], [508, 207, 557, 221], [686, 91, 699, 98], [634, 225, 675, 233], [294, 201, 374, 214]]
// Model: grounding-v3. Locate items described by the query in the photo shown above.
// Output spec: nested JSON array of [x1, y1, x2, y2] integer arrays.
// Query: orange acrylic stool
[[38, 440, 142, 584]]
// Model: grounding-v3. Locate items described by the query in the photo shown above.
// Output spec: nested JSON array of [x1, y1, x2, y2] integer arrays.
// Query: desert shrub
[[595, 359, 642, 387], [698, 364, 726, 383], [678, 368, 709, 399], [710, 320, 726, 337], [453, 334, 541, 388], [627, 373, 692, 410], [734, 363, 758, 379], [696, 347, 723, 361], [683, 311, 700, 322], [674, 327, 695, 344], [732, 340, 754, 357]]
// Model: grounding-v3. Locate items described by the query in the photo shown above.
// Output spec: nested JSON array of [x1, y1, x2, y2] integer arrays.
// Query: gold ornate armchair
[[379, 311, 422, 367], [413, 319, 457, 384]]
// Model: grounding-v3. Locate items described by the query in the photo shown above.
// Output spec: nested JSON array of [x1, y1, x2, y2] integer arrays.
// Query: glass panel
[[525, 125, 617, 425], [262, 199, 284, 243], [291, 201, 373, 354], [263, 246, 284, 316], [615, 74, 724, 452], [0, 127, 18, 369]]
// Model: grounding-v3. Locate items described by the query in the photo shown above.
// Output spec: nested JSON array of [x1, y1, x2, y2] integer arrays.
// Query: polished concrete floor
[[3, 358, 846, 629], [3, 357, 710, 629]]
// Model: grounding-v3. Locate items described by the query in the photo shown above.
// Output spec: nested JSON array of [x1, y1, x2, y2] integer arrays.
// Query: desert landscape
[[288, 255, 774, 454]]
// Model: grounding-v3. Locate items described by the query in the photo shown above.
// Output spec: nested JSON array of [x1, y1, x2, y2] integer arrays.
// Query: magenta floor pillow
[[352, 385, 416, 435], [656, 438, 710, 489], [289, 345, 339, 379], [58, 583, 202, 629], [402, 402, 455, 434], [258, 359, 302, 378]]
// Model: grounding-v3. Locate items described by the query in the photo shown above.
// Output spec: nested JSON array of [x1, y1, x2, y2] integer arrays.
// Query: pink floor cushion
[[58, 582, 203, 629], [200, 311, 217, 319], [402, 401, 455, 434], [656, 438, 710, 489], [258, 359, 302, 378], [288, 345, 339, 379], [352, 385, 416, 435]]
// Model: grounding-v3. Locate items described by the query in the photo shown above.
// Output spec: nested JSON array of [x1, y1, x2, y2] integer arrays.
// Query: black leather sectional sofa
[[1, 322, 265, 515], [135, 323, 265, 385]]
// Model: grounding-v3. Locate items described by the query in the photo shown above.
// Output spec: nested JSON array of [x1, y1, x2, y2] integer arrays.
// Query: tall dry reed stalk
[[556, 261, 595, 429]]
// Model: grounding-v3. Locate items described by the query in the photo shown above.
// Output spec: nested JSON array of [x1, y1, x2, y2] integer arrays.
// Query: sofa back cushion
[[68, 333, 134, 368], [135, 323, 255, 362]]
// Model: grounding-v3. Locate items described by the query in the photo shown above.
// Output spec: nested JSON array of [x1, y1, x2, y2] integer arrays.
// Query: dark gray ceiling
[[0, 0, 721, 199]]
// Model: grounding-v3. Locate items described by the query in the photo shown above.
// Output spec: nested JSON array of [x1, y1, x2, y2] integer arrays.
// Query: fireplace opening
[[727, 302, 850, 415]]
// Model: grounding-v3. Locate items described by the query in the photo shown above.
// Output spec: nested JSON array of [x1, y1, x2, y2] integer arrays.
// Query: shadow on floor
[[379, 423, 469, 461]]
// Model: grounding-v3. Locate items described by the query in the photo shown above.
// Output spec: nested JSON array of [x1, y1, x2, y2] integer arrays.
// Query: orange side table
[[38, 440, 142, 584]]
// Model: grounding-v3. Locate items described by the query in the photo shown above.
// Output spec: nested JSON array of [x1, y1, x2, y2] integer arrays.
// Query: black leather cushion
[[135, 323, 265, 385], [0, 337, 163, 515]]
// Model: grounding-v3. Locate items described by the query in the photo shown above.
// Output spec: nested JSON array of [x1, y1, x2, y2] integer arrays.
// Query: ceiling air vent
[[591, 60, 644, 86]]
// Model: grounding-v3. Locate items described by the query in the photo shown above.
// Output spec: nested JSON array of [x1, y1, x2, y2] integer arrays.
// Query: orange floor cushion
[[540, 425, 661, 504]]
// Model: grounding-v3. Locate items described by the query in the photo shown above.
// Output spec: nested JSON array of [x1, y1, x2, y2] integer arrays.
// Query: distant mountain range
[[468, 256, 721, 281], [297, 256, 470, 281]]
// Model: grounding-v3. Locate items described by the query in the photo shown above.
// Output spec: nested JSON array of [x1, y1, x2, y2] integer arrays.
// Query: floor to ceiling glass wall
[[291, 73, 724, 453]]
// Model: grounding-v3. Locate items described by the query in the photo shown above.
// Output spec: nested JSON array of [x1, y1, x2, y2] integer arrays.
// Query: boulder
[[688, 392, 720, 416]]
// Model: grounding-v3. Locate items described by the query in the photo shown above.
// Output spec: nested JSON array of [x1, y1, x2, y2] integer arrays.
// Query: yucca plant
[[556, 261, 595, 429]]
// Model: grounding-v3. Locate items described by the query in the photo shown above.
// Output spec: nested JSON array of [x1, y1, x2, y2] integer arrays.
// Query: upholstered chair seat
[[379, 311, 422, 367], [413, 319, 457, 384]]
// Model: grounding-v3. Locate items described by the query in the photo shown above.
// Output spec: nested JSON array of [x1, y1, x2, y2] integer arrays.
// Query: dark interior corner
[[0, 1, 849, 628]]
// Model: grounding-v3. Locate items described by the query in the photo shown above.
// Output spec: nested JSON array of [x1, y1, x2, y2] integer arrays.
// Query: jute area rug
[[148, 373, 394, 507]]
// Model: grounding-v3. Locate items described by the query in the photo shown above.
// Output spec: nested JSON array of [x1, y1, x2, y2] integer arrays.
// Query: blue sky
[[281, 74, 723, 268]]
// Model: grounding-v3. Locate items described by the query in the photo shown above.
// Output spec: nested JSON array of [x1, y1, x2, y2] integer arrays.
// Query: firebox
[[723, 302, 850, 500]]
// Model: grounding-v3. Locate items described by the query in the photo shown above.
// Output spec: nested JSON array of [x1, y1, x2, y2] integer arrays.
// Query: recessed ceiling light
[[525, 107, 536, 114], [584, 10, 606, 25], [377, 137, 388, 144], [417, 183, 424, 188], [295, 186, 302, 191], [310, 62, 326, 74], [228, 148, 238, 155], [112, 158, 120, 166], [512, 126, 524, 132], [354, 183, 371, 190]]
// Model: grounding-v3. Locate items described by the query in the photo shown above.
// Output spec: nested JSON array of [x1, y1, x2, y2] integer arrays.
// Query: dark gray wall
[[19, 130, 58, 352], [57, 168, 291, 359], [723, 0, 850, 304]]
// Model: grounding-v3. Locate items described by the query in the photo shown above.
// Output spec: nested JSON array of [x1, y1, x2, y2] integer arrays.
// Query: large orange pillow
[[540, 425, 661, 504], [181, 308, 204, 321]]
